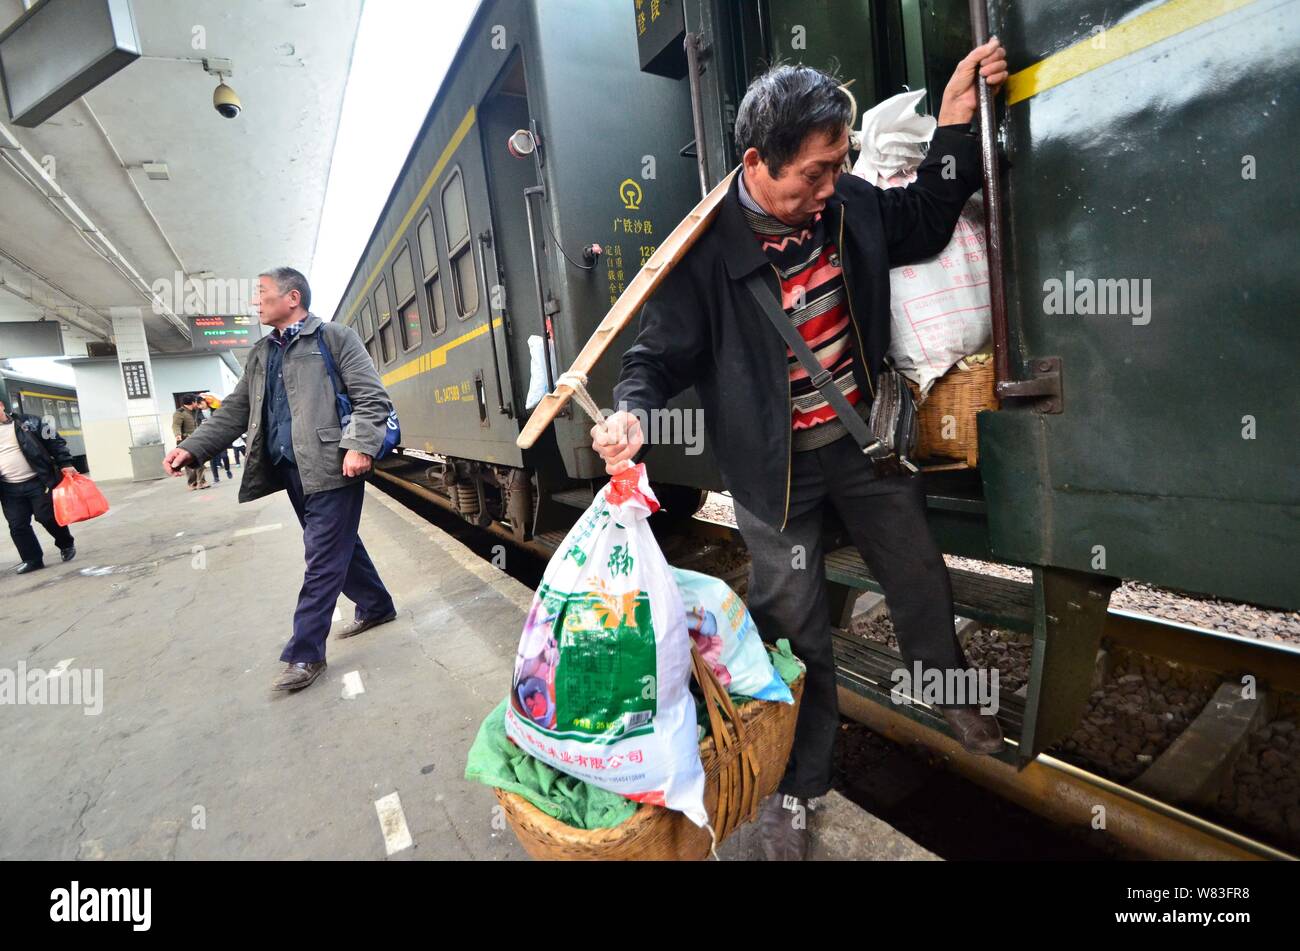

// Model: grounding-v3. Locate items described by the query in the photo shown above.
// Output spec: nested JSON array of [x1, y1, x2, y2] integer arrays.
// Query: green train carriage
[[0, 367, 86, 467], [333, 0, 1299, 764]]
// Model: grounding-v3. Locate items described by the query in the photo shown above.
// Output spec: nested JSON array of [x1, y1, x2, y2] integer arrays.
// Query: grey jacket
[[179, 313, 394, 501]]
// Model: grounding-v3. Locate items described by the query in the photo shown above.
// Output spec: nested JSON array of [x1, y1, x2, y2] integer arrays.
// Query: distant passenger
[[592, 41, 1009, 859], [163, 267, 398, 693], [171, 395, 208, 490], [0, 398, 76, 573], [196, 396, 234, 484], [231, 433, 246, 467]]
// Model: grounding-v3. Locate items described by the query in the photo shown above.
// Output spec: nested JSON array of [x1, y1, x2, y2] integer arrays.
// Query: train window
[[57, 401, 71, 430], [418, 209, 446, 335], [442, 169, 470, 249], [417, 211, 438, 279], [442, 168, 479, 320], [426, 272, 446, 335], [394, 244, 416, 305], [359, 302, 378, 367], [70, 403, 81, 428], [400, 300, 422, 350], [393, 244, 422, 351], [374, 279, 395, 363], [453, 252, 479, 318]]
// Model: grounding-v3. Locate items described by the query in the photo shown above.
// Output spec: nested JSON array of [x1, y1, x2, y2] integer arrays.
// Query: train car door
[[476, 47, 574, 518]]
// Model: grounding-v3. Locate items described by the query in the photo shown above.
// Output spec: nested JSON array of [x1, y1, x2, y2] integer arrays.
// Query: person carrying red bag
[[0, 397, 76, 574]]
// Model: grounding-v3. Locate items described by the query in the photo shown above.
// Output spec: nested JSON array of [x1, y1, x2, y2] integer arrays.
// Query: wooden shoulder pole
[[515, 167, 738, 449]]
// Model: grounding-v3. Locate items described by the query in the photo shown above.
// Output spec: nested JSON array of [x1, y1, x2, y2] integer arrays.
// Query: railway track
[[372, 457, 1299, 860]]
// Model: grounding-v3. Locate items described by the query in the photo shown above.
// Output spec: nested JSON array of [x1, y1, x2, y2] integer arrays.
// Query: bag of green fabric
[[465, 699, 637, 830]]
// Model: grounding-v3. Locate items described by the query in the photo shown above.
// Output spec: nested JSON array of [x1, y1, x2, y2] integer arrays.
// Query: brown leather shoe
[[758, 792, 817, 861], [272, 661, 326, 691], [938, 705, 1006, 755], [334, 611, 397, 640]]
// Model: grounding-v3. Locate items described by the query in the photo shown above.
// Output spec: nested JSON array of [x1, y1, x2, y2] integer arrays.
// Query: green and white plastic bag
[[503, 463, 707, 826]]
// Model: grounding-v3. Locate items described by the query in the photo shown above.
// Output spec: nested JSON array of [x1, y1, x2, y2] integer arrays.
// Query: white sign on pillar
[[110, 306, 162, 447]]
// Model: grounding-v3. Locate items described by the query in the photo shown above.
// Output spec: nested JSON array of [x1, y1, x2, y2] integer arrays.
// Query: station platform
[[0, 473, 934, 861]]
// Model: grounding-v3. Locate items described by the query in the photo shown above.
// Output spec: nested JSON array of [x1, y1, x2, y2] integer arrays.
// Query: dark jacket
[[2, 413, 74, 489], [612, 126, 982, 531], [179, 314, 395, 501], [171, 407, 200, 442]]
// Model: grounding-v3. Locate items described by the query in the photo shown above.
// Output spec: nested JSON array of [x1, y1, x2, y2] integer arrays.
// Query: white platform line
[[374, 792, 413, 856], [232, 523, 283, 538], [341, 670, 364, 700]]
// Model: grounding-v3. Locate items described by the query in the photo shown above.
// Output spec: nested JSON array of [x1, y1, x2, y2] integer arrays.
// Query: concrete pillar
[[111, 306, 165, 480]]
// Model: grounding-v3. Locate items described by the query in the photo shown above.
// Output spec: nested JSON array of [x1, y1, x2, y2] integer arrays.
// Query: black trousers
[[276, 461, 395, 664], [733, 433, 969, 799], [210, 450, 232, 481], [1, 477, 74, 566]]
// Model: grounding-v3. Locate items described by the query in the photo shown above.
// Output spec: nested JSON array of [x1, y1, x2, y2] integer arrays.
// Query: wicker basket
[[495, 645, 805, 860], [908, 356, 999, 468]]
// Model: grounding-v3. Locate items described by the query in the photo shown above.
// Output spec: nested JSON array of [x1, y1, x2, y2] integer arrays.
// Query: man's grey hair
[[734, 63, 853, 178], [260, 267, 311, 312]]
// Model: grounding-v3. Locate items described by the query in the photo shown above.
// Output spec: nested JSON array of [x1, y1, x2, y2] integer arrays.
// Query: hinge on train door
[[995, 357, 1063, 414]]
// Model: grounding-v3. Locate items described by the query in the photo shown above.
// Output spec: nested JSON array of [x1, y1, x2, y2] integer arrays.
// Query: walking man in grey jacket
[[163, 268, 398, 692]]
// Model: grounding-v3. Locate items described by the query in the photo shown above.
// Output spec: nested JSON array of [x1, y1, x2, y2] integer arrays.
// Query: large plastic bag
[[524, 334, 559, 410], [52, 469, 109, 526], [503, 463, 707, 826], [851, 89, 991, 396], [671, 567, 793, 704]]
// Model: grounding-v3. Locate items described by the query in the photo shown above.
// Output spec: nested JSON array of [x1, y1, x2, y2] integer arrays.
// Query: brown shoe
[[938, 705, 1006, 755], [272, 661, 326, 691], [758, 792, 817, 861], [334, 611, 397, 640]]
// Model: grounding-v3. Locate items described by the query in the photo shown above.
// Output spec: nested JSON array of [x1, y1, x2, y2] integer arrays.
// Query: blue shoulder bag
[[317, 324, 401, 459]]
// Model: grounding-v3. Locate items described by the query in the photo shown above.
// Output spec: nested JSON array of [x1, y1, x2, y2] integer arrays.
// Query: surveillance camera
[[213, 81, 242, 119]]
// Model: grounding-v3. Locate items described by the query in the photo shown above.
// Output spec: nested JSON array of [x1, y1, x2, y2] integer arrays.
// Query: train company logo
[[619, 178, 643, 211]]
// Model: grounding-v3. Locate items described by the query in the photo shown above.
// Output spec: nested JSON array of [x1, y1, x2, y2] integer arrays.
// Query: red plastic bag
[[52, 468, 109, 526]]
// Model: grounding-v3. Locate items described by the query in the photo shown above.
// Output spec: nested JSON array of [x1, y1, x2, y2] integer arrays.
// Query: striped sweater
[[739, 172, 869, 451]]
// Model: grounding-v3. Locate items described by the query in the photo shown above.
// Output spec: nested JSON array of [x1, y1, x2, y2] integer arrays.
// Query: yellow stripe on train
[[381, 317, 503, 388], [1005, 0, 1258, 105]]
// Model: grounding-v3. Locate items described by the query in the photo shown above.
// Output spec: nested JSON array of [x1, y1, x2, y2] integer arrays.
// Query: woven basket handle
[[689, 643, 762, 839]]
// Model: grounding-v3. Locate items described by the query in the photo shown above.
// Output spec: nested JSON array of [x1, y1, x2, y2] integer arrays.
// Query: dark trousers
[[210, 451, 232, 481], [1, 477, 74, 566], [733, 433, 969, 799], [277, 461, 394, 664], [232, 446, 244, 466]]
